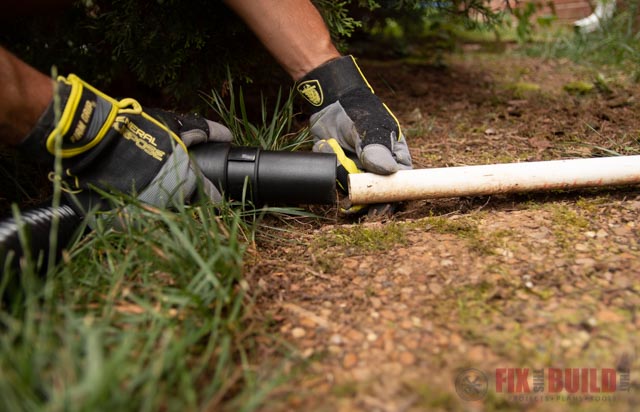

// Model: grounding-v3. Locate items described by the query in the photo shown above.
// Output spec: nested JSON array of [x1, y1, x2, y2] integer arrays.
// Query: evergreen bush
[[0, 1, 498, 109]]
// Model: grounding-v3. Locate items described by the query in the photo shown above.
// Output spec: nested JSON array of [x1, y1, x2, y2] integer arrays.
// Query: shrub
[[0, 0, 499, 109]]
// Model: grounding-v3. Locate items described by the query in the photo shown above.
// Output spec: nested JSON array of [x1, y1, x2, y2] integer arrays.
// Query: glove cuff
[[296, 55, 373, 113], [19, 74, 119, 162], [19, 82, 72, 163]]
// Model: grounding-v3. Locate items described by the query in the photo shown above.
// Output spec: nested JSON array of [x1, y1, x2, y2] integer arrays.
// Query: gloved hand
[[20, 74, 232, 213], [314, 138, 397, 217], [312, 138, 365, 215], [296, 55, 412, 175]]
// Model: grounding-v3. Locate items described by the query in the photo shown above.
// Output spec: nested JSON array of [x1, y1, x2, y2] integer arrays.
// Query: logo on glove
[[113, 116, 166, 162], [297, 80, 324, 107]]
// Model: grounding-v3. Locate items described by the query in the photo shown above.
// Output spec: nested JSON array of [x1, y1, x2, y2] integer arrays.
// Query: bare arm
[[0, 46, 52, 145], [224, 0, 341, 81]]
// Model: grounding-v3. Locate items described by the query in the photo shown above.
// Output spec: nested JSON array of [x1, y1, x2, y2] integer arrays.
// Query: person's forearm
[[0, 46, 53, 145], [224, 0, 341, 80]]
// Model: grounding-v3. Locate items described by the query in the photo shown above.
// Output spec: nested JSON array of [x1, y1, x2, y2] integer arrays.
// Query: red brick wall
[[490, 0, 595, 22], [549, 0, 594, 21]]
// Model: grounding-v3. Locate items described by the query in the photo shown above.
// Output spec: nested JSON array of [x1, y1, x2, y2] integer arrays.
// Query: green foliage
[[206, 72, 312, 151], [314, 0, 364, 41], [1, 1, 278, 109], [512, 2, 541, 43], [320, 222, 407, 252], [524, 0, 640, 80], [351, 0, 503, 60], [563, 80, 595, 95], [0, 197, 264, 411], [1, 0, 501, 110]]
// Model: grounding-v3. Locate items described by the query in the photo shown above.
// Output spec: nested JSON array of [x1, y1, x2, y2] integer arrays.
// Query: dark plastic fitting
[[0, 144, 337, 274], [190, 143, 337, 205]]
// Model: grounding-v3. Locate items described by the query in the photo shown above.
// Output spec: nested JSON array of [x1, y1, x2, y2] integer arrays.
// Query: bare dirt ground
[[245, 48, 640, 411]]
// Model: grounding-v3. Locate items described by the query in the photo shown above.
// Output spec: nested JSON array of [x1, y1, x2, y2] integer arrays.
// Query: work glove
[[20, 74, 232, 214], [312, 138, 365, 215], [296, 55, 412, 175]]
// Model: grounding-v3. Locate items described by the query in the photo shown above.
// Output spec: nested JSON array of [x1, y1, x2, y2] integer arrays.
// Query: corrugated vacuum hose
[[0, 204, 81, 273]]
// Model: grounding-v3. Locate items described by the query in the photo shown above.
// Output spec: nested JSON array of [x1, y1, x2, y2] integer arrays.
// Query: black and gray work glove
[[296, 55, 412, 175], [20, 74, 232, 213]]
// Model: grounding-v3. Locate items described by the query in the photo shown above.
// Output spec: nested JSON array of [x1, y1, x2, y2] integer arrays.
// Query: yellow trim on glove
[[45, 74, 119, 157], [140, 111, 187, 153], [325, 139, 365, 214], [45, 74, 187, 158], [383, 102, 403, 142], [326, 138, 361, 175], [349, 56, 375, 95], [349, 57, 403, 142]]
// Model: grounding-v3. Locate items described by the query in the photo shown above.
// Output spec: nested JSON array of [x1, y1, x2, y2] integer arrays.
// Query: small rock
[[597, 309, 625, 323], [575, 330, 591, 345], [399, 351, 416, 366], [400, 319, 413, 329], [400, 287, 414, 296], [429, 282, 443, 295], [329, 334, 343, 345], [380, 310, 397, 321], [393, 265, 412, 277], [561, 284, 574, 294], [612, 226, 632, 236], [406, 107, 424, 124], [346, 329, 365, 342], [291, 327, 306, 339], [300, 317, 317, 328], [343, 353, 358, 369], [467, 345, 489, 363], [574, 243, 589, 252], [440, 259, 454, 267], [575, 258, 596, 267], [403, 335, 420, 350], [328, 345, 342, 354], [496, 248, 514, 258], [529, 136, 551, 150]]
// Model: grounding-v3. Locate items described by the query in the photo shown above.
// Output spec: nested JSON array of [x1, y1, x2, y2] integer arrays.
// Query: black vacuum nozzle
[[190, 143, 337, 205], [0, 144, 338, 274]]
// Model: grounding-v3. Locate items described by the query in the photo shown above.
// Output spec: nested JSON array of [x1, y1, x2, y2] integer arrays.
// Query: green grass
[[522, 2, 640, 80], [421, 214, 511, 255], [0, 198, 272, 411], [318, 222, 407, 252], [206, 70, 313, 152]]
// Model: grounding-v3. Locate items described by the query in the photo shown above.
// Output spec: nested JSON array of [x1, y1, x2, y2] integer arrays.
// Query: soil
[[245, 47, 640, 411]]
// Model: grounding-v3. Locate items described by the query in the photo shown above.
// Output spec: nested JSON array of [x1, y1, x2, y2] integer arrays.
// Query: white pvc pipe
[[348, 156, 640, 204]]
